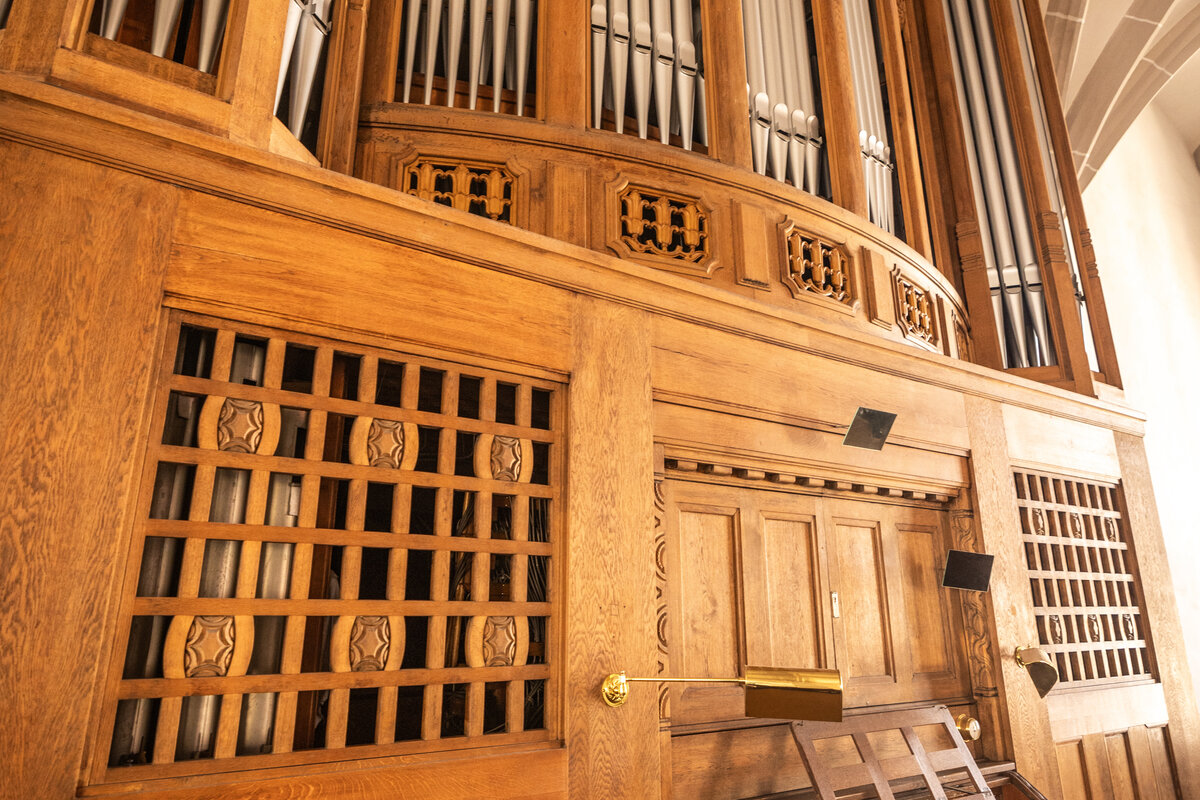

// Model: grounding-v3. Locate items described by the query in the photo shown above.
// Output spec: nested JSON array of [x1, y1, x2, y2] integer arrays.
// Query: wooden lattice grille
[[98, 313, 559, 781], [1014, 470, 1152, 688]]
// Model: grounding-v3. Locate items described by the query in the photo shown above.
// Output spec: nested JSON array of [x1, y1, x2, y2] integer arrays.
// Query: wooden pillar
[[318, 0, 372, 173], [0, 0, 88, 73], [812, 0, 868, 218], [1113, 433, 1200, 798], [698, 0, 752, 170], [963, 395, 1063, 797], [566, 297, 661, 798], [0, 141, 176, 797], [360, 0, 402, 105], [540, 0, 588, 128], [219, 0, 293, 149]]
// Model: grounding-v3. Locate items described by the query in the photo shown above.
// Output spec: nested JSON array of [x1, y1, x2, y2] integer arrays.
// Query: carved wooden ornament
[[198, 396, 281, 455], [473, 434, 534, 482], [162, 614, 254, 679], [329, 615, 404, 672], [892, 268, 938, 346], [781, 225, 853, 304], [348, 417, 420, 470], [465, 615, 530, 668]]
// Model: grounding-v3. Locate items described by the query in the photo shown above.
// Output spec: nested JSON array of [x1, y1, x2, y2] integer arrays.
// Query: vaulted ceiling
[[1043, 0, 1200, 187]]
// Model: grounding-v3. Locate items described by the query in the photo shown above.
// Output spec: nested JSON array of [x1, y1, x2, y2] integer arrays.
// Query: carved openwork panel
[[782, 225, 853, 305], [97, 313, 559, 779], [893, 268, 938, 346], [1015, 470, 1153, 688], [611, 183, 712, 273], [401, 157, 517, 223]]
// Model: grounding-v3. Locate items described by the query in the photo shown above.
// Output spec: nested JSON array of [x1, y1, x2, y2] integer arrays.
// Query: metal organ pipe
[[843, 0, 894, 234], [741, 0, 822, 190], [593, 0, 704, 149], [945, 0, 1053, 367]]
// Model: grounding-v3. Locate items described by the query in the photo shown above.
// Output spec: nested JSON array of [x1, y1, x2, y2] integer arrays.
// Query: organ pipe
[[593, 0, 705, 149], [741, 0, 822, 191], [945, 0, 1054, 368]]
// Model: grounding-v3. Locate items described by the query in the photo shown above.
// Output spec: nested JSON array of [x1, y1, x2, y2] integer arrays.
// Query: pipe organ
[[0, 1, 1195, 799]]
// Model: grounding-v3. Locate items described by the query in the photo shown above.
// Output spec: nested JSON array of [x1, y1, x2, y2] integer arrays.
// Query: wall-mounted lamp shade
[[843, 407, 897, 450], [1014, 646, 1059, 698], [743, 666, 843, 722], [602, 666, 843, 722], [942, 550, 995, 592]]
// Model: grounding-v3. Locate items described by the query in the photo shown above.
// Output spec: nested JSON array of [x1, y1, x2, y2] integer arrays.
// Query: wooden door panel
[[758, 513, 822, 668], [675, 503, 741, 679], [896, 524, 952, 676], [830, 519, 894, 684]]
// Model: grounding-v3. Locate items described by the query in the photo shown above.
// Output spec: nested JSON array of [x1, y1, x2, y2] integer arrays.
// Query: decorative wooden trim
[[653, 478, 670, 720], [606, 178, 717, 277], [780, 221, 854, 309], [665, 457, 954, 505], [392, 153, 524, 225], [892, 266, 939, 349]]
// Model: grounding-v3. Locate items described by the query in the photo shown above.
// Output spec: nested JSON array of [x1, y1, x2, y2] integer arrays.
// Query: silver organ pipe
[[0, 0, 9, 27], [843, 0, 894, 233], [398, 0, 537, 116], [593, 0, 705, 149], [99, 0, 132, 40], [741, 0, 822, 193], [945, 0, 1054, 367], [95, 0, 231, 75], [274, 0, 306, 114], [286, 0, 333, 138]]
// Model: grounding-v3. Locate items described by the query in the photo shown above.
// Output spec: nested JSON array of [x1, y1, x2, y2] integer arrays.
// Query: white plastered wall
[[1084, 100, 1200, 714]]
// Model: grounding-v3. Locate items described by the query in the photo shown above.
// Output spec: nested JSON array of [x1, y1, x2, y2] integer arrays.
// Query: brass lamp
[[1014, 645, 1059, 698], [601, 666, 843, 722]]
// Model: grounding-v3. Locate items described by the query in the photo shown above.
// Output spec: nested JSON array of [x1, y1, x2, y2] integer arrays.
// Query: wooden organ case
[[0, 0, 1196, 799]]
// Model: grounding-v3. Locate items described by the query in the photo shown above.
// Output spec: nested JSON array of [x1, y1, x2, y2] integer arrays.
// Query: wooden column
[[1019, 0, 1122, 390], [0, 142, 176, 798], [812, 0, 868, 218], [318, 0, 372, 173], [540, 0, 588, 128], [0, 0, 87, 73], [963, 395, 1062, 795], [359, 0, 402, 105], [219, 0, 293, 149], [698, 0, 752, 170], [1114, 433, 1200, 798], [566, 297, 661, 798]]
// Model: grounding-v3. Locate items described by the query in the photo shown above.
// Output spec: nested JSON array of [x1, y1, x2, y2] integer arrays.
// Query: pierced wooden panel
[[1015, 470, 1153, 688], [610, 183, 713, 274], [401, 158, 518, 223], [97, 313, 560, 782]]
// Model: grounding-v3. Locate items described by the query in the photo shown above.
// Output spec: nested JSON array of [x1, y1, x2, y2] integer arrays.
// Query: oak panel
[[897, 524, 951, 676], [760, 514, 821, 669], [830, 519, 893, 683], [675, 506, 740, 679]]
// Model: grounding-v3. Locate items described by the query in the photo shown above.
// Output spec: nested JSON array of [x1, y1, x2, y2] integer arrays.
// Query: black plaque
[[942, 549, 995, 592], [842, 407, 897, 450]]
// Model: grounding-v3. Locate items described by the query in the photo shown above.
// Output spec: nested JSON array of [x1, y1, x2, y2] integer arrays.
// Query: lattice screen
[[1014, 470, 1152, 687], [99, 313, 558, 780]]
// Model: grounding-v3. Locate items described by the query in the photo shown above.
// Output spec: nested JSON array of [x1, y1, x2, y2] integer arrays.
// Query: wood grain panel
[[896, 525, 950, 676], [565, 297, 660, 799], [830, 520, 892, 682], [760, 514, 820, 668], [0, 142, 176, 798], [1105, 732, 1136, 800], [1056, 740, 1089, 800], [670, 724, 812, 800], [675, 506, 740, 679]]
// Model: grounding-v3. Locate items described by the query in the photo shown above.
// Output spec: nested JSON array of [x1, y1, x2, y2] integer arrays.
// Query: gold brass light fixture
[[601, 666, 843, 722], [1014, 645, 1059, 698]]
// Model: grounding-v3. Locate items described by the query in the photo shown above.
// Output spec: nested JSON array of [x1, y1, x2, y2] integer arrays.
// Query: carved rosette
[[402, 157, 517, 223], [465, 615, 529, 668], [330, 616, 404, 672], [197, 396, 281, 455], [1049, 615, 1063, 645], [162, 614, 253, 679], [473, 434, 533, 482], [1087, 614, 1101, 642], [1122, 614, 1136, 640], [781, 226, 852, 304], [348, 417, 419, 470], [892, 268, 937, 345], [613, 183, 710, 267]]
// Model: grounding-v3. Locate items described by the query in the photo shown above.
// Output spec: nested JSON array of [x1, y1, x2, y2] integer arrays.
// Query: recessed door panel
[[676, 505, 740, 679], [831, 519, 893, 682], [760, 514, 821, 668], [897, 524, 952, 676]]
